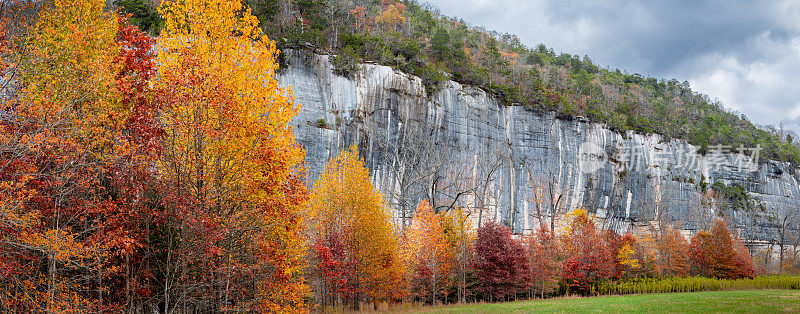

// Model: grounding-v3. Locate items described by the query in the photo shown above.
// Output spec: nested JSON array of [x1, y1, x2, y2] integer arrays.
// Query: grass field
[[403, 289, 800, 313]]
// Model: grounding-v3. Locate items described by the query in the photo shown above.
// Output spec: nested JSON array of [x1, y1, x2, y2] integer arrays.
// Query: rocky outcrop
[[279, 50, 800, 242]]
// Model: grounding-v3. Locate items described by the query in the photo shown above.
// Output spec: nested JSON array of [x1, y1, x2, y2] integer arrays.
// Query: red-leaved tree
[[525, 226, 562, 298], [312, 230, 357, 306], [473, 222, 530, 302], [560, 210, 616, 295]]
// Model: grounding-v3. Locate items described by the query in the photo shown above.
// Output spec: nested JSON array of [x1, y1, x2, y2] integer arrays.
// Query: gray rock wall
[[279, 50, 800, 242]]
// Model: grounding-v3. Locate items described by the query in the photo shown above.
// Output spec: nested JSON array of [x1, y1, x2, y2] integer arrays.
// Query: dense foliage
[[1, 0, 307, 311], [401, 200, 456, 304], [473, 222, 530, 302], [2, 1, 796, 312], [560, 210, 617, 294], [304, 203, 768, 309], [690, 220, 757, 280], [307, 147, 405, 310]]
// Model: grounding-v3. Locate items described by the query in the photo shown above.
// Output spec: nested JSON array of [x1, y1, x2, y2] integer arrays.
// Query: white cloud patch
[[678, 31, 800, 128], [789, 104, 800, 120]]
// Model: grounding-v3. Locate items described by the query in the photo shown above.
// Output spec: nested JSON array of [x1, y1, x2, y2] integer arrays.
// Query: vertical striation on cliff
[[279, 50, 800, 242]]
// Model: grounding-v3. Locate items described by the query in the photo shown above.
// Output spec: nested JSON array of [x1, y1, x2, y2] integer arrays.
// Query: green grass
[[406, 290, 800, 313]]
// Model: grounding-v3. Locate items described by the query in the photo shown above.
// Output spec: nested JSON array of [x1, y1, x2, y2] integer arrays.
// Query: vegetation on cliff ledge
[[116, 0, 800, 164]]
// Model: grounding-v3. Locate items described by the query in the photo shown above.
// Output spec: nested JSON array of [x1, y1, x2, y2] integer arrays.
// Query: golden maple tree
[[156, 0, 308, 311], [440, 207, 475, 303], [307, 146, 405, 310], [374, 2, 406, 28]]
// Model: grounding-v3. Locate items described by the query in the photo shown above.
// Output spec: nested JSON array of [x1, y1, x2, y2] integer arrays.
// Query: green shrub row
[[597, 276, 800, 296]]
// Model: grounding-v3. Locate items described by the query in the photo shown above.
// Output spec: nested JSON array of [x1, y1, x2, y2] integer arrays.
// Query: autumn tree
[[0, 0, 128, 311], [374, 1, 405, 30], [311, 230, 357, 308], [349, 5, 372, 32], [689, 230, 714, 277], [155, 0, 308, 311], [307, 147, 405, 310], [656, 225, 691, 277], [473, 221, 530, 302], [95, 14, 165, 311], [690, 219, 755, 279], [402, 200, 456, 304], [732, 236, 757, 278], [525, 226, 562, 298], [0, 0, 172, 311], [440, 207, 476, 303], [560, 209, 616, 295], [605, 230, 642, 278]]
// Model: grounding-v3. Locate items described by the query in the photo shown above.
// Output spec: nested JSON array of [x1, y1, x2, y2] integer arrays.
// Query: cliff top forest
[[112, 0, 800, 165]]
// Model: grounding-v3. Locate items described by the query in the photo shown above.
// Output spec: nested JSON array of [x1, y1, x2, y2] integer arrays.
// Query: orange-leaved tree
[[656, 225, 691, 277], [156, 0, 308, 311], [307, 147, 405, 310], [440, 206, 475, 304], [525, 226, 563, 298], [732, 235, 757, 278], [690, 219, 755, 279], [604, 230, 641, 278], [0, 0, 144, 311], [349, 6, 373, 32], [402, 200, 456, 304]]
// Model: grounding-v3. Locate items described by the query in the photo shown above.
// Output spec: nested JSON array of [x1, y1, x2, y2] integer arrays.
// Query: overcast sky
[[427, 0, 800, 133]]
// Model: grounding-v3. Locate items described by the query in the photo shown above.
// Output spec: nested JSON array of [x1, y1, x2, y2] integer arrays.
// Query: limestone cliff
[[279, 50, 799, 243]]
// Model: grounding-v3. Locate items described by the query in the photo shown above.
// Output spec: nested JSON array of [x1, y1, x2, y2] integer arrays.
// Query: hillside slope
[[244, 0, 799, 164], [116, 0, 800, 163]]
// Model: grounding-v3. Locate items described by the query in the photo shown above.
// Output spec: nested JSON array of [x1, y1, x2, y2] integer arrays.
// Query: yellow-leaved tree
[[308, 146, 405, 310], [401, 200, 456, 305], [156, 0, 308, 311], [1, 0, 124, 311], [440, 207, 475, 304]]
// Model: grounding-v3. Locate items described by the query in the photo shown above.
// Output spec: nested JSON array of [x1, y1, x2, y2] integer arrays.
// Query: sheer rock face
[[279, 50, 800, 242]]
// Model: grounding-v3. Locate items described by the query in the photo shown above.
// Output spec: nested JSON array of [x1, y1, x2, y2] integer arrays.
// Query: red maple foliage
[[561, 210, 616, 295], [99, 16, 164, 307], [312, 230, 357, 305], [526, 226, 563, 298], [473, 222, 530, 302]]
